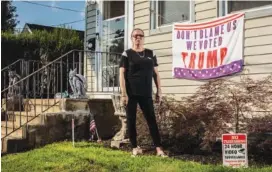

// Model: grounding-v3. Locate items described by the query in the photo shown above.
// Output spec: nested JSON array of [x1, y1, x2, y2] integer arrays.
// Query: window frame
[[102, 0, 125, 20], [150, 0, 194, 32], [218, 0, 272, 18]]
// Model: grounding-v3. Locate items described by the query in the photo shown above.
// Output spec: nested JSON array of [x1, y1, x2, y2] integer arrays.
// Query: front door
[[96, 0, 125, 92]]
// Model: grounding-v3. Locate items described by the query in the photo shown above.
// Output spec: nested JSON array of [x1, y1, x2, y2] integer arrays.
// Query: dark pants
[[126, 95, 161, 148]]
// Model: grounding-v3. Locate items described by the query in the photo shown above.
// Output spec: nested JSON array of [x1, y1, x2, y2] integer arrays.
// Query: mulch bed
[[95, 140, 271, 167]]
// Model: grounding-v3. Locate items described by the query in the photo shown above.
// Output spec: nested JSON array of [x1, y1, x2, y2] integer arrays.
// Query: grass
[[1, 141, 271, 172]]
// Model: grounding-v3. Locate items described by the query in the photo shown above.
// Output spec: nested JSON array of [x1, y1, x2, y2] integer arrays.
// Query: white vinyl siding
[[133, 0, 272, 100]]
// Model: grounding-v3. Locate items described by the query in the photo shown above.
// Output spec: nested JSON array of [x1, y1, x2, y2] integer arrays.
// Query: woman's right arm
[[119, 51, 129, 105], [119, 67, 127, 97]]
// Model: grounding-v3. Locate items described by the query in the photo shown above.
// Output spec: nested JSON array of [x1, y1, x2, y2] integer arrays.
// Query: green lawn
[[1, 141, 271, 172]]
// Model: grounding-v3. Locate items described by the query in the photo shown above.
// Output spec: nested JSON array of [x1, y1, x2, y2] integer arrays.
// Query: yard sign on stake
[[222, 133, 248, 168]]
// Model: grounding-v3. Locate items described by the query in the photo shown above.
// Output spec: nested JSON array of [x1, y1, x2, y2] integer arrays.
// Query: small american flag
[[89, 119, 96, 133], [89, 113, 101, 142]]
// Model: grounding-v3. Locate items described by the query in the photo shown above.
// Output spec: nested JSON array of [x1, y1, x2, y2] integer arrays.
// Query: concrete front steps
[[1, 98, 91, 154], [1, 99, 61, 153], [1, 121, 27, 154], [1, 121, 24, 138], [4, 112, 43, 128], [2, 99, 61, 112]]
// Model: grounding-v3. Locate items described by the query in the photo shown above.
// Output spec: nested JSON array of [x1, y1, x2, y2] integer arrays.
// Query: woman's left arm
[[152, 50, 162, 102], [153, 67, 161, 93], [153, 67, 162, 102]]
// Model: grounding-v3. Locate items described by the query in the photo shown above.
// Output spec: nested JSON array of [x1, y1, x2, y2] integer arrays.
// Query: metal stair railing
[[1, 59, 23, 72], [1, 50, 122, 140], [1, 59, 42, 91], [1, 59, 42, 110], [1, 50, 78, 140]]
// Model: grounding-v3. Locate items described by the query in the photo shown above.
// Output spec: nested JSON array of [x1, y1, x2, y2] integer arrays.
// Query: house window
[[219, 0, 272, 16], [103, 0, 124, 20], [228, 1, 272, 13], [150, 0, 191, 29]]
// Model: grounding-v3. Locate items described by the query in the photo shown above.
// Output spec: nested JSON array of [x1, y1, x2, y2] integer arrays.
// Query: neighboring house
[[22, 23, 85, 41], [85, 0, 272, 99]]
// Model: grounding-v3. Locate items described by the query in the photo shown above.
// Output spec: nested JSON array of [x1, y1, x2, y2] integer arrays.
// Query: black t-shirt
[[119, 48, 158, 97]]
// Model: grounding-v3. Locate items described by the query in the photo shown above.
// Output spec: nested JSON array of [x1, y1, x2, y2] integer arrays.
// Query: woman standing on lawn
[[119, 28, 167, 157]]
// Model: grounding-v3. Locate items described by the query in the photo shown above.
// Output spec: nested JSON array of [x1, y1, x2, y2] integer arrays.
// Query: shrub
[[136, 74, 272, 154], [247, 115, 272, 157], [136, 94, 232, 153]]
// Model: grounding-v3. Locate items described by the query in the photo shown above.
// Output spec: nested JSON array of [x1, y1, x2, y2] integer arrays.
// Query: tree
[[1, 0, 19, 32]]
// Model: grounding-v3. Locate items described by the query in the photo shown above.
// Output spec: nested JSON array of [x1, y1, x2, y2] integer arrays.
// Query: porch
[[1, 50, 124, 153], [84, 51, 122, 99]]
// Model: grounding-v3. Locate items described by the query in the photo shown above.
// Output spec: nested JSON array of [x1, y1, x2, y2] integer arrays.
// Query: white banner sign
[[172, 13, 245, 80]]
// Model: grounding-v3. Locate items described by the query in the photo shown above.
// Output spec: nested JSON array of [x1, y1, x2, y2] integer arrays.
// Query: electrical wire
[[51, 19, 85, 27], [21, 1, 84, 13]]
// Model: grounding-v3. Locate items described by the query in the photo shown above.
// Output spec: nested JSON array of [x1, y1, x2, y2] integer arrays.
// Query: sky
[[13, 0, 86, 31]]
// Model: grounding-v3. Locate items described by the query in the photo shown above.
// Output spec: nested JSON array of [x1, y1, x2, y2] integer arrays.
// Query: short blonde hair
[[131, 28, 144, 38]]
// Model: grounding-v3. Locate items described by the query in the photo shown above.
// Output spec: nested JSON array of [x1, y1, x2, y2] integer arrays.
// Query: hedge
[[1, 28, 83, 68]]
